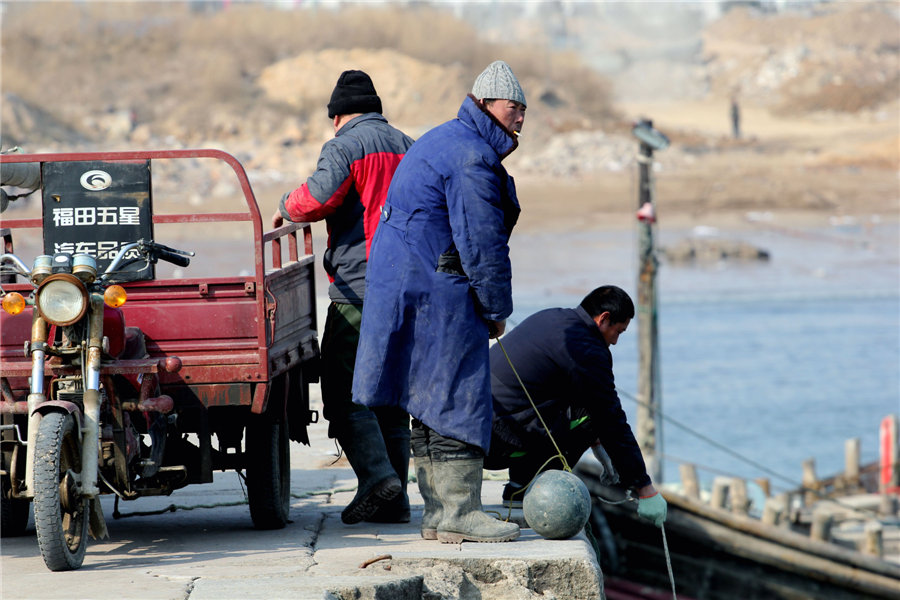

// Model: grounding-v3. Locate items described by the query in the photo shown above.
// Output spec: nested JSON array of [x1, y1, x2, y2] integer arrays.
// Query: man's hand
[[487, 319, 506, 339], [636, 485, 667, 527], [271, 208, 285, 229]]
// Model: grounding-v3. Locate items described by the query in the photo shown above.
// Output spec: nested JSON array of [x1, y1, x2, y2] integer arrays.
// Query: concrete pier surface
[[0, 391, 604, 600]]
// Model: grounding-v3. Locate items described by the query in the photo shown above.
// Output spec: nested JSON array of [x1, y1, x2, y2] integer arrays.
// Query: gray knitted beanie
[[471, 60, 526, 107]]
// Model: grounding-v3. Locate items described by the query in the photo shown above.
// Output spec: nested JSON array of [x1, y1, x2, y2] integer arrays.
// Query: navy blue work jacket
[[490, 306, 652, 489]]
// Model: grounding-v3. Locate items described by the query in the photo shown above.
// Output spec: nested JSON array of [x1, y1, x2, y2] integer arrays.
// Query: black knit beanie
[[327, 70, 382, 118]]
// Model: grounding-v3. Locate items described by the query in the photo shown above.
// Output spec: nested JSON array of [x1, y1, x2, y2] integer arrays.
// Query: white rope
[[497, 337, 678, 595], [661, 524, 677, 600]]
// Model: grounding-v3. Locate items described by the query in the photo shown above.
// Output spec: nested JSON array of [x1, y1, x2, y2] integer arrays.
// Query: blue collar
[[456, 95, 518, 159]]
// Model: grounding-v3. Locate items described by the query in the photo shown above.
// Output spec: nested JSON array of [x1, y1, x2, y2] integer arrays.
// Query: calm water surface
[[508, 220, 900, 494]]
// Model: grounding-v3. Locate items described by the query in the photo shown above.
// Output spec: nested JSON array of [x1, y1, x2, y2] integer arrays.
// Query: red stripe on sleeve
[[284, 179, 354, 223]]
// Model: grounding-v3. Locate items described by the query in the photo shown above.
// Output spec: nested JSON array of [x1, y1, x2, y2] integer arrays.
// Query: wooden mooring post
[[631, 119, 669, 486], [863, 521, 884, 558], [711, 476, 730, 510], [679, 463, 700, 500], [802, 458, 820, 506], [731, 477, 749, 515], [879, 493, 898, 517], [810, 511, 834, 542], [762, 495, 784, 525], [845, 437, 861, 490]]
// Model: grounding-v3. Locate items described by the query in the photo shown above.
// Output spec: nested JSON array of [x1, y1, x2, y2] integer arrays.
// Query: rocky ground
[[1, 1, 897, 236]]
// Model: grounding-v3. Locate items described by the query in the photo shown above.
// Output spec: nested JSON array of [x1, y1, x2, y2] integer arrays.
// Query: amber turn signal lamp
[[104, 285, 127, 308], [1, 292, 26, 315]]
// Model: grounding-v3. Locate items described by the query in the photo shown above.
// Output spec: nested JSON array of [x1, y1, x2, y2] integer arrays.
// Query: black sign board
[[42, 160, 153, 281]]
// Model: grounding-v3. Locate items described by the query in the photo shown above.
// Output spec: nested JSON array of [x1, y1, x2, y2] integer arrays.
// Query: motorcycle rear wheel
[[246, 413, 290, 530], [33, 412, 89, 571]]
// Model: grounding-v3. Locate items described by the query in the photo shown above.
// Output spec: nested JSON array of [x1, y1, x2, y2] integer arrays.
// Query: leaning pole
[[632, 119, 669, 486]]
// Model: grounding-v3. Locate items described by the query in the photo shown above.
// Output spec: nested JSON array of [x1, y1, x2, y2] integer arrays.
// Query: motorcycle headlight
[[36, 273, 88, 326]]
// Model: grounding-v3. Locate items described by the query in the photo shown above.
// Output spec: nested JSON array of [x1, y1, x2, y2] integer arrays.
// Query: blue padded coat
[[352, 95, 521, 451]]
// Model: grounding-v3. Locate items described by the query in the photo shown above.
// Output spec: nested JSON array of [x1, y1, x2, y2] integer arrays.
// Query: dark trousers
[[484, 421, 597, 486], [410, 419, 483, 462], [321, 301, 407, 438]]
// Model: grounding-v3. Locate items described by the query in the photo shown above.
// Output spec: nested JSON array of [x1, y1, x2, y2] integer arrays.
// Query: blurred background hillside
[[1, 0, 897, 226]]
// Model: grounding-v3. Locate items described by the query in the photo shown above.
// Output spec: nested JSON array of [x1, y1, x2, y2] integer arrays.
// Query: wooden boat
[[576, 460, 900, 600]]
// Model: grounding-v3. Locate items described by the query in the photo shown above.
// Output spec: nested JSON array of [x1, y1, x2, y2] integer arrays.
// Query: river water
[[507, 219, 900, 495]]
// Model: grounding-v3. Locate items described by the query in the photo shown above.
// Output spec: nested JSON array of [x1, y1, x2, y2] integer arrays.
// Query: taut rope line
[[495, 337, 677, 599]]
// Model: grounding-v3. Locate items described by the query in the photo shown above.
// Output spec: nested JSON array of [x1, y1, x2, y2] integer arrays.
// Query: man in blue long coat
[[353, 61, 526, 543]]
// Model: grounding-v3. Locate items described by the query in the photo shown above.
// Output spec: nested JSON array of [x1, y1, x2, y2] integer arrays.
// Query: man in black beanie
[[273, 70, 414, 525], [326, 70, 383, 118]]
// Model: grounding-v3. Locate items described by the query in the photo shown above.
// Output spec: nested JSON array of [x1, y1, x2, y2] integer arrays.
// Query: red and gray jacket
[[278, 113, 414, 304]]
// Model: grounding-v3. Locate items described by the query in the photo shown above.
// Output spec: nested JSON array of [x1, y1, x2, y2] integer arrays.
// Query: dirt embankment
[[1, 2, 897, 232]]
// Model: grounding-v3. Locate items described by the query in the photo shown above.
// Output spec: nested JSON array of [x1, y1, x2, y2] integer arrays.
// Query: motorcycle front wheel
[[33, 412, 89, 571]]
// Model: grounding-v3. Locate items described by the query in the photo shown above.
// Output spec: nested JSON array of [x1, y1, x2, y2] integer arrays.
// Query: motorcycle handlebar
[[155, 247, 191, 268], [148, 241, 194, 268], [104, 240, 194, 279]]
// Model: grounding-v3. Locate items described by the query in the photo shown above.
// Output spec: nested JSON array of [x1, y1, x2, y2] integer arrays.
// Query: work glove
[[637, 491, 668, 527]]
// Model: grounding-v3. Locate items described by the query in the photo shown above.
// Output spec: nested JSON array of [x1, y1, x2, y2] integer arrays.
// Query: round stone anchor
[[523, 469, 591, 540]]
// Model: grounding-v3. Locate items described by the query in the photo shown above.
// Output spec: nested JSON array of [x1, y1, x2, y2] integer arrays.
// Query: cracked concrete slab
[[308, 511, 603, 600]]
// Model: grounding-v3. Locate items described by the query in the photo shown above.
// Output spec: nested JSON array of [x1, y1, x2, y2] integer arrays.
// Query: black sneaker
[[501, 482, 526, 509]]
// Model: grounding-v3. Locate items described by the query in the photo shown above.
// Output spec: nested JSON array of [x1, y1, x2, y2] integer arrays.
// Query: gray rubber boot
[[337, 411, 402, 525], [414, 456, 442, 539], [433, 457, 520, 543], [365, 425, 411, 523]]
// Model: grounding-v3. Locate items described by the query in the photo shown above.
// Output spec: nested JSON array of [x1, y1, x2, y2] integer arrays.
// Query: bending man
[[486, 285, 667, 527]]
